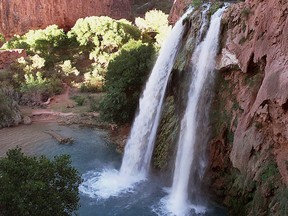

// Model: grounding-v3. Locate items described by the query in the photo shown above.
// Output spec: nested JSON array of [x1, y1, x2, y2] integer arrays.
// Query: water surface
[[0, 123, 226, 216]]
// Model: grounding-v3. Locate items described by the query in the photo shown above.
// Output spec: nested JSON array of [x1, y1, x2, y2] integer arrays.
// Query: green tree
[[135, 10, 171, 47], [99, 40, 155, 123], [0, 147, 81, 216], [68, 16, 142, 77], [0, 83, 21, 128]]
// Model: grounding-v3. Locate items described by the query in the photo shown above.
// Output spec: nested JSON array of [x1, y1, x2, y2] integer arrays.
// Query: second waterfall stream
[[158, 6, 227, 216]]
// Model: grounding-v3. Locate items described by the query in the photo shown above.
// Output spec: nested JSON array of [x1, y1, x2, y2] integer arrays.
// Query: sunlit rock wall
[[0, 0, 132, 39]]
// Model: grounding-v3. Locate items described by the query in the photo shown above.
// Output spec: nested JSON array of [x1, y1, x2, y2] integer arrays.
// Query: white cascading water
[[79, 8, 193, 199], [158, 7, 227, 216]]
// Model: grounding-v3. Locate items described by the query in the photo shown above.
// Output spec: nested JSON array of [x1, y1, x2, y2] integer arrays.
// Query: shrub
[[0, 83, 21, 128], [3, 25, 66, 54], [68, 16, 142, 77], [135, 10, 171, 47], [99, 40, 155, 123], [0, 147, 81, 216], [71, 95, 86, 106], [0, 91, 13, 123], [191, 0, 203, 9], [20, 72, 54, 104]]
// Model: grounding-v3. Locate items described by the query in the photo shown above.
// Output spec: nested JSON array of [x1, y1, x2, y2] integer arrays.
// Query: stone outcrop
[[168, 0, 191, 24], [222, 0, 288, 170], [167, 0, 288, 215], [210, 0, 288, 215], [0, 49, 26, 69], [0, 0, 132, 39]]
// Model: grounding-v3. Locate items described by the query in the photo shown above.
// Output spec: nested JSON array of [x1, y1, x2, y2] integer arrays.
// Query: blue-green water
[[0, 123, 226, 216]]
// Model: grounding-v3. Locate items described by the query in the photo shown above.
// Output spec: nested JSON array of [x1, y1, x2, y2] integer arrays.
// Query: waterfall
[[158, 7, 227, 216], [120, 7, 193, 177], [79, 8, 192, 199]]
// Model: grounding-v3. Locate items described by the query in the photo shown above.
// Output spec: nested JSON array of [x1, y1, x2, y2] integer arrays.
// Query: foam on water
[[79, 169, 146, 199]]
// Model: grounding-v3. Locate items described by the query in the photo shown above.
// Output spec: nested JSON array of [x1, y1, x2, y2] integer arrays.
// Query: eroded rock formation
[[169, 0, 191, 24], [0, 0, 131, 39], [0, 49, 26, 69], [166, 0, 288, 215], [210, 0, 288, 214]]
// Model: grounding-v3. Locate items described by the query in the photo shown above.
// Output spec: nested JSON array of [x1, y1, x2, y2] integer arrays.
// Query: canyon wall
[[0, 0, 131, 39], [163, 0, 288, 215]]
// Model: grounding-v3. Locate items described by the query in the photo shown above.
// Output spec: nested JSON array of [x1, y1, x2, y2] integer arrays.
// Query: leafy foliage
[[0, 12, 169, 120], [191, 0, 203, 9], [0, 83, 21, 128], [135, 10, 171, 47], [68, 16, 142, 79], [20, 71, 56, 104], [0, 33, 5, 45], [0, 147, 81, 216], [3, 25, 67, 58], [0, 89, 13, 123], [99, 40, 155, 123]]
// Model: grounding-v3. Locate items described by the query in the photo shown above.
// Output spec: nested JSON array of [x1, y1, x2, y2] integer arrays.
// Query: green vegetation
[[0, 89, 13, 123], [271, 186, 288, 215], [260, 160, 279, 183], [191, 0, 203, 9], [71, 95, 86, 106], [153, 97, 179, 169], [99, 40, 156, 123], [68, 16, 142, 83], [0, 11, 170, 125], [135, 10, 171, 47], [209, 2, 223, 15], [0, 147, 81, 216], [0, 83, 21, 128], [0, 33, 5, 44]]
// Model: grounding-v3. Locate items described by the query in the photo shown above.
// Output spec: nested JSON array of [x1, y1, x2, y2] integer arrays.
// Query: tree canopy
[[99, 40, 156, 123], [0, 148, 81, 216]]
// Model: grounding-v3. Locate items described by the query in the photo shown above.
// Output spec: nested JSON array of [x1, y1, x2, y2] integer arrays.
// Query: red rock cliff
[[169, 0, 190, 24], [0, 0, 131, 38], [169, 0, 288, 214]]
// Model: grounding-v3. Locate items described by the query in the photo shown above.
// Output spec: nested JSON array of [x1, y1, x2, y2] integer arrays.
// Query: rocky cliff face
[[168, 0, 191, 24], [0, 0, 131, 39], [164, 0, 288, 215], [0, 49, 26, 69]]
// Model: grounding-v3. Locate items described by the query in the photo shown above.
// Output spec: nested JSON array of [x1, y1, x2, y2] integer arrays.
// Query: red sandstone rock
[[0, 0, 132, 39], [223, 0, 288, 174], [169, 0, 191, 24], [0, 49, 26, 69]]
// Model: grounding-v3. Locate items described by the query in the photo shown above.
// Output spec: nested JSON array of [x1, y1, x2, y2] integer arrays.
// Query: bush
[[20, 72, 54, 104], [68, 16, 142, 77], [0, 147, 81, 216], [0, 91, 13, 123], [71, 95, 86, 106], [3, 25, 67, 56], [135, 10, 171, 47], [99, 40, 155, 123], [0, 83, 21, 128]]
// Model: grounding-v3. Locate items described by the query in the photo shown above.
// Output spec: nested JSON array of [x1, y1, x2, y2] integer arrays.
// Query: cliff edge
[[0, 0, 131, 39]]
